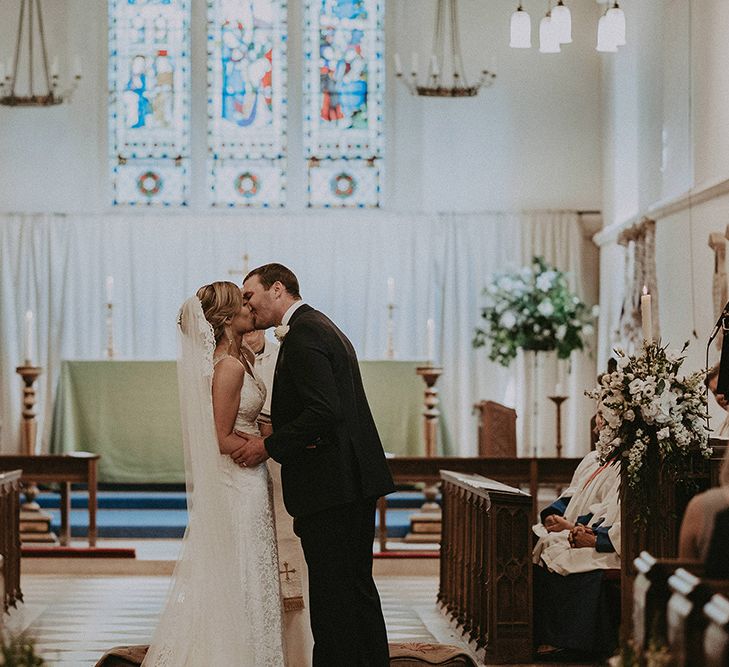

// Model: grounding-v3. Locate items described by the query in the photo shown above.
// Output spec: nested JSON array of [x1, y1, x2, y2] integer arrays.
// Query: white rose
[[582, 324, 594, 336], [499, 311, 517, 329], [591, 305, 600, 317], [629, 378, 644, 395], [537, 300, 555, 317], [617, 356, 630, 369], [624, 409, 635, 421], [536, 273, 553, 291], [556, 324, 567, 340], [657, 427, 670, 440]]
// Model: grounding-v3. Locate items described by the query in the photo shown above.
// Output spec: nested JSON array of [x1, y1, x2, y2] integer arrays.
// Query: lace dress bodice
[[212, 354, 267, 436]]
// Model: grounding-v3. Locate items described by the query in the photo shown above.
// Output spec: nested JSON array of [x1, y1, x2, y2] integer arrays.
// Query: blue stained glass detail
[[304, 0, 384, 207], [207, 0, 287, 208], [109, 0, 191, 206]]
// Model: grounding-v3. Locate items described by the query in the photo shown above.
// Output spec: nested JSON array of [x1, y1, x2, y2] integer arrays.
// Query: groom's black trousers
[[294, 496, 390, 667]]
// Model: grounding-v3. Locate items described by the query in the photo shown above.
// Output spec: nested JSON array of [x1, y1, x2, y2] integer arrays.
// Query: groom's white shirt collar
[[281, 300, 306, 326]]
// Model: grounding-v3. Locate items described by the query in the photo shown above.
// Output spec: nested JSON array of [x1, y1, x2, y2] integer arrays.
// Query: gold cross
[[228, 253, 250, 282], [279, 561, 296, 582]]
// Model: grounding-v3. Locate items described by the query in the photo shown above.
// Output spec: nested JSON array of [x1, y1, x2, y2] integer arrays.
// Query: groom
[[236, 263, 395, 667]]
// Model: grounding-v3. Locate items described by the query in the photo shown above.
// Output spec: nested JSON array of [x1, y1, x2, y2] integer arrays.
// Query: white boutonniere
[[274, 324, 290, 342]]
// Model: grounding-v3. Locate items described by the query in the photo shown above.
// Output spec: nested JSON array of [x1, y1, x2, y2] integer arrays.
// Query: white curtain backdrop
[[0, 210, 597, 459]]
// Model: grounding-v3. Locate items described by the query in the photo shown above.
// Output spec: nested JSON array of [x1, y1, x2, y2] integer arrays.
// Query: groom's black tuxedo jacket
[[264, 304, 395, 518]]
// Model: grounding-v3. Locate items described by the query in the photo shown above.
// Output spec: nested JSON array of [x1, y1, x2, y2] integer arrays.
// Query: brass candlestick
[[404, 365, 445, 544], [15, 364, 57, 543], [416, 365, 443, 458], [548, 395, 568, 458]]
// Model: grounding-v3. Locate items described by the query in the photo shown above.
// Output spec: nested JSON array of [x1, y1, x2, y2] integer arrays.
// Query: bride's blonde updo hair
[[196, 281, 243, 345]]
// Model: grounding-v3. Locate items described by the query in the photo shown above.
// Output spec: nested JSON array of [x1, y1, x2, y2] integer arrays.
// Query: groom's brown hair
[[245, 263, 301, 299]]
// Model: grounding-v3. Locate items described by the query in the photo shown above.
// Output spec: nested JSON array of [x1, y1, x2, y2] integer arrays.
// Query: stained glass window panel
[[109, 0, 191, 206], [303, 0, 384, 208], [207, 0, 287, 208]]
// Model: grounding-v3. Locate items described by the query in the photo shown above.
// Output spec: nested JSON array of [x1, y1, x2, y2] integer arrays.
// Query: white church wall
[[0, 0, 603, 213], [597, 0, 729, 426]]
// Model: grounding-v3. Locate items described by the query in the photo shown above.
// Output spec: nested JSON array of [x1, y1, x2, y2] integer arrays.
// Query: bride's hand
[[230, 433, 269, 468]]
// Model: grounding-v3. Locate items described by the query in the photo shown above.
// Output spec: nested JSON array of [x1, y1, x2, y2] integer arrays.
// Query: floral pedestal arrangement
[[586, 341, 712, 641], [473, 256, 596, 455]]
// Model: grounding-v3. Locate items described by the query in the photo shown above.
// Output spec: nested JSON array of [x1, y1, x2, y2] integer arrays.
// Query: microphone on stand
[[710, 301, 729, 396]]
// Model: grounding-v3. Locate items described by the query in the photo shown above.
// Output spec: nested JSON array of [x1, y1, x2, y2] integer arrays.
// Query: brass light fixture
[[0, 0, 81, 107], [394, 0, 496, 98]]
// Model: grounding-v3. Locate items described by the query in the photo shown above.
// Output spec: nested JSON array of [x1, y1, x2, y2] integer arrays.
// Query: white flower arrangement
[[473, 256, 597, 367], [586, 341, 711, 523]]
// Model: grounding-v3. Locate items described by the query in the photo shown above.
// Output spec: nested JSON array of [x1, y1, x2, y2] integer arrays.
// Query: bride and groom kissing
[[143, 263, 396, 667]]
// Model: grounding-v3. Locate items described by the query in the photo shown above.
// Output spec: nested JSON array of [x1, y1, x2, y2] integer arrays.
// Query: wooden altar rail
[[0, 469, 22, 612], [439, 470, 533, 664], [378, 456, 582, 551], [0, 454, 99, 547], [633, 553, 729, 666]]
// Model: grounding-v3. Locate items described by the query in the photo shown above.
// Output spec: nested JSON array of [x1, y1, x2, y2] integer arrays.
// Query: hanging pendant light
[[551, 0, 572, 44], [509, 3, 532, 49], [596, 13, 618, 52], [539, 13, 561, 53], [606, 2, 626, 46]]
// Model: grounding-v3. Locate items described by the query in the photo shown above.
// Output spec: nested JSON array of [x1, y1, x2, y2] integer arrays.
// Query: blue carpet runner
[[35, 491, 439, 540]]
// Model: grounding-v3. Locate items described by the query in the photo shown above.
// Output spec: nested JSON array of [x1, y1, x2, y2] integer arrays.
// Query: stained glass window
[[109, 0, 191, 206], [207, 0, 288, 208], [303, 0, 384, 208]]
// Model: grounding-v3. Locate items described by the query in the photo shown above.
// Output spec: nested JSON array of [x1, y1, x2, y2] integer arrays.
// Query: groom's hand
[[230, 434, 269, 468]]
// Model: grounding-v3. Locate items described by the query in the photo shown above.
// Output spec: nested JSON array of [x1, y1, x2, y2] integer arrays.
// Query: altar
[[50, 359, 427, 483]]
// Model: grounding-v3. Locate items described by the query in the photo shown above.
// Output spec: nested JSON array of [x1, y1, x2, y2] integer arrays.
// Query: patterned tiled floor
[[6, 575, 443, 666]]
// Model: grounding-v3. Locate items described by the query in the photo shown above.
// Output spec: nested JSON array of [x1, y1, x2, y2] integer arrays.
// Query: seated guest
[[706, 364, 729, 437], [532, 449, 621, 661], [679, 444, 729, 561]]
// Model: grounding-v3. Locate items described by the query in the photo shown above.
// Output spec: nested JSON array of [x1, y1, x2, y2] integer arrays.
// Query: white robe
[[533, 460, 621, 575]]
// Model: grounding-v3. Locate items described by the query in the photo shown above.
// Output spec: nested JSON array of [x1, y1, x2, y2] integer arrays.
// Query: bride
[[143, 282, 302, 666]]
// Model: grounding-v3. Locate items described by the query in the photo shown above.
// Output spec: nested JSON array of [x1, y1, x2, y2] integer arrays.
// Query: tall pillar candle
[[640, 287, 652, 343], [23, 310, 33, 365]]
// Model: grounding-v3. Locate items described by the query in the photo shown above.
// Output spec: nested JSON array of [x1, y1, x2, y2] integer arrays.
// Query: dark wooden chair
[[473, 400, 516, 458]]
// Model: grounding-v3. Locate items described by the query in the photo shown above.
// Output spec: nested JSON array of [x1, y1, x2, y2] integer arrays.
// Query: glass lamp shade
[[551, 3, 572, 44], [509, 8, 532, 48], [596, 14, 617, 52], [606, 6, 626, 46], [539, 16, 561, 53]]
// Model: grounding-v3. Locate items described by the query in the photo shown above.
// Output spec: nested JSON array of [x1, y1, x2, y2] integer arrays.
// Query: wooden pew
[[667, 570, 729, 667], [633, 552, 704, 652], [703, 593, 729, 667], [439, 470, 532, 664], [0, 469, 22, 612]]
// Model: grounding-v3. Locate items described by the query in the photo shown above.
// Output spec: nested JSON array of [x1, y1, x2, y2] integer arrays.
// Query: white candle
[[24, 310, 34, 365], [427, 318, 435, 363], [106, 275, 114, 304], [72, 54, 82, 78], [411, 51, 418, 75], [50, 56, 59, 77], [431, 54, 439, 77], [387, 277, 395, 305], [640, 286, 652, 343], [0, 61, 5, 83], [394, 52, 403, 75], [555, 382, 564, 396]]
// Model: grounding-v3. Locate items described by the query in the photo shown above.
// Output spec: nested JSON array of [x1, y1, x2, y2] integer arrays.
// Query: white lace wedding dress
[[143, 299, 285, 667]]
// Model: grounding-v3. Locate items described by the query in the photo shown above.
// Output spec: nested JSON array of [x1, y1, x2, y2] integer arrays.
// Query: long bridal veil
[[143, 297, 257, 666]]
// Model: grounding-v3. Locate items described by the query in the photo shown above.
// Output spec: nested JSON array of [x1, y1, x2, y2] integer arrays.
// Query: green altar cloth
[[50, 360, 427, 483]]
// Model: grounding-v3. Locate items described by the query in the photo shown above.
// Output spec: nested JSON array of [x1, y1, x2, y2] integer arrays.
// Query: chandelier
[[394, 0, 496, 98], [509, 1, 626, 53], [0, 0, 81, 107]]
